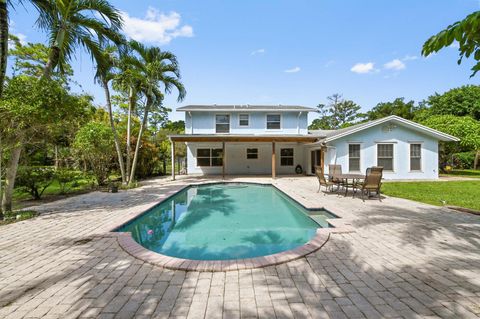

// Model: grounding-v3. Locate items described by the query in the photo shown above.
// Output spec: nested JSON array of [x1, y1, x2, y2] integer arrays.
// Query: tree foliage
[[309, 94, 362, 130], [424, 85, 480, 120], [366, 98, 420, 121], [422, 11, 480, 76], [421, 115, 480, 151], [16, 166, 56, 200], [72, 121, 116, 186]]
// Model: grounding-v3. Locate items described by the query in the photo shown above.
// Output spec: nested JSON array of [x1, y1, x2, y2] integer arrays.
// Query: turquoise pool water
[[117, 183, 335, 260]]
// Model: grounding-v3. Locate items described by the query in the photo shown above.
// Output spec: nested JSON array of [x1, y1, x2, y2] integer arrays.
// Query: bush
[[452, 152, 476, 169], [16, 166, 56, 200], [73, 122, 116, 185], [55, 169, 81, 194]]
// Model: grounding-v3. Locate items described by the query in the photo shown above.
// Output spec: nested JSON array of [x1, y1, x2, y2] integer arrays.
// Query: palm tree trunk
[[126, 86, 134, 182], [43, 28, 66, 79], [1, 144, 22, 213], [0, 0, 8, 98], [103, 80, 126, 184], [128, 97, 150, 185]]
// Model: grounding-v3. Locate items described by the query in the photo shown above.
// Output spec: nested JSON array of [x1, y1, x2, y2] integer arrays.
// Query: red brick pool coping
[[109, 181, 355, 272]]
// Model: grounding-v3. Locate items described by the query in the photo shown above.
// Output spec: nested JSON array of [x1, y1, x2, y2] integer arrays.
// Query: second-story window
[[266, 114, 281, 130], [215, 114, 230, 133], [239, 114, 249, 126]]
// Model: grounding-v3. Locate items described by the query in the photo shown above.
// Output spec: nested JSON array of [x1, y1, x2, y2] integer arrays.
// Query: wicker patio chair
[[315, 166, 335, 193], [355, 167, 383, 201]]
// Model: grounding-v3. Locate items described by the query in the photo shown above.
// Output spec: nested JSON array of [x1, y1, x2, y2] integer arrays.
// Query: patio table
[[333, 173, 365, 196]]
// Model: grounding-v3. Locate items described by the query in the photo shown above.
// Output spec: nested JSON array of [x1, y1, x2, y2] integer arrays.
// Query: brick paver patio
[[0, 176, 479, 319]]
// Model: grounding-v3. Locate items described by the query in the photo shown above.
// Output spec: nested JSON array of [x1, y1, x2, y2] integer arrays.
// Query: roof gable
[[312, 116, 459, 142]]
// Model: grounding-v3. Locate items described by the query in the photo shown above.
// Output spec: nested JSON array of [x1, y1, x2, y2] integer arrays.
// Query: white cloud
[[251, 48, 265, 56], [121, 7, 193, 45], [350, 62, 375, 74], [384, 59, 406, 70], [284, 66, 300, 73]]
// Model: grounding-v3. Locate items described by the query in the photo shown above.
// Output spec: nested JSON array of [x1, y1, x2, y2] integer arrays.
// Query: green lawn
[[382, 180, 480, 211], [440, 169, 480, 178], [13, 177, 94, 202]]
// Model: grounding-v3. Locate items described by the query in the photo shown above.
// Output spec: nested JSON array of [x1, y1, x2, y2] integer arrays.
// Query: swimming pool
[[116, 183, 335, 260]]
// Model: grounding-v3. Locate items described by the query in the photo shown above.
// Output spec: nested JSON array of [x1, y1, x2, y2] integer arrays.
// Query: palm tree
[[114, 51, 144, 183], [124, 41, 186, 185], [0, 0, 47, 97], [35, 0, 123, 79], [94, 44, 126, 184]]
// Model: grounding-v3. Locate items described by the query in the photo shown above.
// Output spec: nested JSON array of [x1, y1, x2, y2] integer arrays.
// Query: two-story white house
[[168, 105, 458, 180]]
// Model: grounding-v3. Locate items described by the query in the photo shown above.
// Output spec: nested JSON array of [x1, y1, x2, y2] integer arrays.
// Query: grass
[[12, 177, 94, 202], [0, 210, 38, 226], [382, 180, 480, 211], [440, 169, 480, 178]]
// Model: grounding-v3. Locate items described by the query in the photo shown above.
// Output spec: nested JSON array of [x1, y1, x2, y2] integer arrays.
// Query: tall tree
[[424, 85, 480, 120], [94, 45, 126, 183], [366, 98, 419, 121], [125, 41, 186, 185], [309, 94, 362, 130], [422, 11, 480, 76], [0, 75, 91, 213], [35, 0, 123, 78], [0, 0, 46, 96]]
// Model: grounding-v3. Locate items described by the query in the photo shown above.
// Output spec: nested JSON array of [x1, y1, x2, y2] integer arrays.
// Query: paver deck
[[0, 176, 479, 319]]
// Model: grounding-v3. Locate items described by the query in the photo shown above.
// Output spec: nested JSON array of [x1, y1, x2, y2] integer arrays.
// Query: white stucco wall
[[185, 111, 309, 135], [317, 124, 439, 180], [186, 142, 307, 175]]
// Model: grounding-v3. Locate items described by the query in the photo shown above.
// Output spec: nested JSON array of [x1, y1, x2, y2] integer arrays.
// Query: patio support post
[[272, 141, 276, 179], [222, 141, 226, 179], [171, 139, 175, 181]]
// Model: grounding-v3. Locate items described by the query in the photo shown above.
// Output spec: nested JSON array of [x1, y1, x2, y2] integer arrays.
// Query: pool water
[[117, 183, 335, 260]]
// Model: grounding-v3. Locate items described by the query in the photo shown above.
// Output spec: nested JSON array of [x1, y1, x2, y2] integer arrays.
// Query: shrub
[[16, 166, 56, 200], [55, 169, 81, 194], [452, 152, 476, 169], [73, 122, 116, 185]]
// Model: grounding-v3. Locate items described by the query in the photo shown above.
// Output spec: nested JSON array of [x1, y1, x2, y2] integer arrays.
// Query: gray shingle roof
[[176, 104, 316, 112]]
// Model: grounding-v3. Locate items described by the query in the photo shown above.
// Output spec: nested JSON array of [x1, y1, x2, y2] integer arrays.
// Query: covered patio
[[168, 134, 320, 180]]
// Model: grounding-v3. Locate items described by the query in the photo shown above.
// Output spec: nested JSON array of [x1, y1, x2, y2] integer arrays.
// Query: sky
[[8, 0, 480, 123]]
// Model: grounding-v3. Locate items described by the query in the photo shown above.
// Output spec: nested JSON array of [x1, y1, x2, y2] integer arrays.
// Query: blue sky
[[8, 0, 480, 122]]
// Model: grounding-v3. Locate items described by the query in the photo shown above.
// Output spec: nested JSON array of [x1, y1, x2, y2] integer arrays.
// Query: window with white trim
[[348, 144, 361, 172], [215, 114, 230, 133], [196, 148, 223, 167], [377, 144, 394, 171], [239, 114, 249, 126], [246, 148, 258, 159], [280, 148, 294, 166], [266, 114, 281, 130], [410, 144, 422, 171]]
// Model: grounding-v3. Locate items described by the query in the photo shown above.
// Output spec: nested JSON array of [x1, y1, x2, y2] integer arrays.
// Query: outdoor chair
[[355, 167, 383, 201], [315, 166, 335, 193], [328, 164, 343, 190]]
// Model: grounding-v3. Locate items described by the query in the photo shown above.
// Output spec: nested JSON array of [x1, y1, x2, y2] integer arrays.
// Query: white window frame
[[348, 143, 361, 172], [266, 114, 282, 130], [376, 143, 395, 172], [238, 113, 250, 127], [409, 143, 423, 172], [215, 114, 230, 134], [280, 148, 294, 166]]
